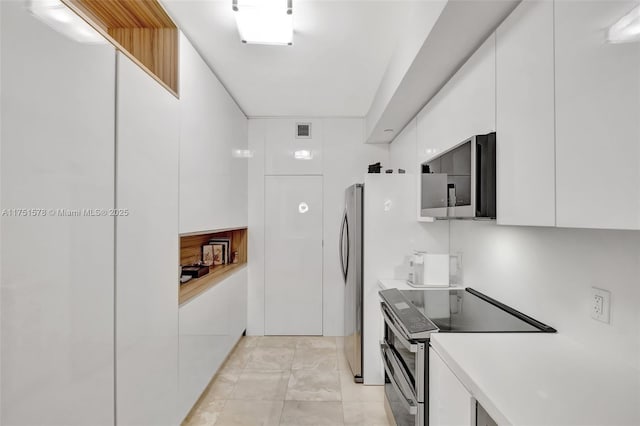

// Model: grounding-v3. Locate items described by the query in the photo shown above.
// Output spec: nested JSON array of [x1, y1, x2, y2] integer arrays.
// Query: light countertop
[[430, 333, 640, 426]]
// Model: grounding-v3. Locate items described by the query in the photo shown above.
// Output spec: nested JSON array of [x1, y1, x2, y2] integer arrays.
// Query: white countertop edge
[[430, 337, 514, 426]]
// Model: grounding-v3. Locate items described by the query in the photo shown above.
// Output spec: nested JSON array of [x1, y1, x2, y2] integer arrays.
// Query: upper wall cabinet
[[555, 0, 640, 230], [265, 119, 324, 175], [496, 0, 556, 227], [1, 2, 116, 424], [417, 34, 496, 166], [179, 33, 248, 234]]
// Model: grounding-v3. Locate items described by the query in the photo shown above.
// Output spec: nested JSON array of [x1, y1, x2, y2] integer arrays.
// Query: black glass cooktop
[[402, 288, 555, 332], [380, 287, 556, 335]]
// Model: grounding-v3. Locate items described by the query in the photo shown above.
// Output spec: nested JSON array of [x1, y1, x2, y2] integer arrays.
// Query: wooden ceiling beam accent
[[63, 0, 179, 96], [68, 0, 176, 28]]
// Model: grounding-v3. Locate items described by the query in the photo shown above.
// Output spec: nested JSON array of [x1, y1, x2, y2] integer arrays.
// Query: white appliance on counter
[[344, 173, 447, 385], [408, 251, 450, 287]]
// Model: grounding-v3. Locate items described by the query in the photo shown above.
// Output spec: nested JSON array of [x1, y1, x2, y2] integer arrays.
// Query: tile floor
[[183, 336, 392, 426]]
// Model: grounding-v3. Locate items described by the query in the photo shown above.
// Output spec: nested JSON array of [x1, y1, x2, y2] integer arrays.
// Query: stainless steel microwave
[[420, 133, 496, 219]]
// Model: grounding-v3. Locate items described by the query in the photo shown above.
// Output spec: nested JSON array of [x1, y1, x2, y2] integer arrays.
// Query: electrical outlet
[[591, 287, 611, 324]]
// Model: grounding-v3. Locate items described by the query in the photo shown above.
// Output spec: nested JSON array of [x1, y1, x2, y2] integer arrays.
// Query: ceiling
[[161, 0, 428, 117]]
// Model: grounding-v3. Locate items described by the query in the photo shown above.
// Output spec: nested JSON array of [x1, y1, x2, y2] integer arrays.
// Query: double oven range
[[379, 287, 556, 426]]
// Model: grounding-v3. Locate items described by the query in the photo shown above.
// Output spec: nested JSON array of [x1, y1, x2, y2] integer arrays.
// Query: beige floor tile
[[339, 371, 384, 402], [223, 345, 254, 370], [230, 370, 290, 401], [280, 401, 345, 426], [203, 369, 241, 400], [292, 347, 338, 370], [342, 401, 391, 426], [286, 370, 342, 402], [257, 336, 301, 349], [237, 336, 262, 348], [183, 400, 226, 426], [246, 347, 295, 370], [337, 348, 350, 372], [296, 336, 337, 350], [215, 400, 283, 426]]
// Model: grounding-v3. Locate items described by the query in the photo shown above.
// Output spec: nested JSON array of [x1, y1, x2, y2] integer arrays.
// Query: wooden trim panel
[[63, 0, 179, 96]]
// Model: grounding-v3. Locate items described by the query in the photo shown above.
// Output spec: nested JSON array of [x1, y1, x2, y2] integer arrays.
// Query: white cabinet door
[[179, 33, 248, 233], [178, 267, 246, 420], [429, 348, 473, 426], [417, 34, 496, 166], [0, 2, 115, 424], [555, 0, 640, 230], [265, 119, 323, 175], [496, 0, 556, 227], [115, 52, 180, 425], [265, 176, 323, 335]]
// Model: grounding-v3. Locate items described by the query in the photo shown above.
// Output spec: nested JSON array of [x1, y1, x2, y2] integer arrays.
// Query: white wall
[[388, 117, 418, 173], [179, 32, 248, 234], [247, 118, 389, 336], [450, 222, 640, 370]]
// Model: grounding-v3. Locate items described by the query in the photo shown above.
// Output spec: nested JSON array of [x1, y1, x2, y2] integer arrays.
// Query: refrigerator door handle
[[339, 210, 349, 282]]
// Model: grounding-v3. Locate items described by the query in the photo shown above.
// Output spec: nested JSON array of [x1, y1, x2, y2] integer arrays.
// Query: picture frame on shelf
[[212, 244, 224, 266], [209, 238, 230, 264], [202, 245, 214, 266]]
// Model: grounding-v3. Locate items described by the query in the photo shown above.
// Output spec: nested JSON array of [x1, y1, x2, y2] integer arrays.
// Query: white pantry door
[[265, 176, 323, 335]]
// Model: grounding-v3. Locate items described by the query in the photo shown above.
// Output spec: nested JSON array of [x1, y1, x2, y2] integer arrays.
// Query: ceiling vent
[[296, 122, 312, 138]]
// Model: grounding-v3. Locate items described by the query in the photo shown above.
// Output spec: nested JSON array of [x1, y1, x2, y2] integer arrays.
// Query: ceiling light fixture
[[232, 0, 293, 46], [29, 0, 106, 44], [607, 4, 640, 43]]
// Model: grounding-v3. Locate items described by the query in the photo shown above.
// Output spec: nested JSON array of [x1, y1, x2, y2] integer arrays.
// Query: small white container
[[409, 252, 450, 287]]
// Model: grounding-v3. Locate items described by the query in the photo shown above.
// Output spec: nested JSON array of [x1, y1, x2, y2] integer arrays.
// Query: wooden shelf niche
[[63, 0, 179, 96], [179, 228, 247, 306]]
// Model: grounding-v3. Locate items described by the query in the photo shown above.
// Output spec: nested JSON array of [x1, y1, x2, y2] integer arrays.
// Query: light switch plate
[[591, 287, 611, 324]]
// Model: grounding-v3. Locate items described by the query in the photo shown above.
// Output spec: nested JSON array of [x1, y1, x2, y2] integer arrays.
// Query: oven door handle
[[381, 303, 418, 353], [381, 342, 418, 415]]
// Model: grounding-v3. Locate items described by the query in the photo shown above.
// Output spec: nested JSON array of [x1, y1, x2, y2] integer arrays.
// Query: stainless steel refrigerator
[[340, 183, 363, 383]]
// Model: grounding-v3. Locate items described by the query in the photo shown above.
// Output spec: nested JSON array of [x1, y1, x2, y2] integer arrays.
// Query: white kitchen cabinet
[[179, 33, 248, 234], [417, 34, 496, 166], [496, 0, 556, 227], [264, 175, 323, 335], [555, 0, 640, 230], [0, 2, 116, 424], [265, 119, 323, 175], [178, 267, 247, 420], [429, 348, 473, 426], [115, 52, 180, 425]]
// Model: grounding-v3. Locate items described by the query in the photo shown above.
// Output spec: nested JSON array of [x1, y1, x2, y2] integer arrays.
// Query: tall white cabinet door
[[496, 0, 556, 227], [265, 176, 323, 335], [555, 0, 640, 230], [115, 53, 180, 425], [179, 33, 248, 234], [0, 3, 115, 425]]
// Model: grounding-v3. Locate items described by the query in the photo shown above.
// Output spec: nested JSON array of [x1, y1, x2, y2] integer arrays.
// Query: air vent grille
[[296, 123, 312, 138]]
